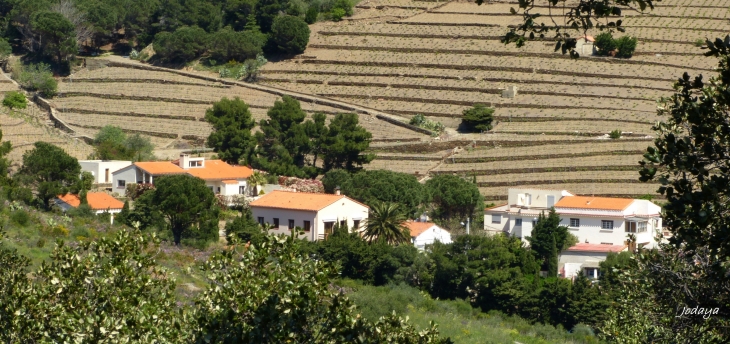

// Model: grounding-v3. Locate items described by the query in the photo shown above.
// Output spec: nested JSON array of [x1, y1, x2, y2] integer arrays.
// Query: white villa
[[404, 221, 452, 250], [111, 154, 253, 202], [485, 188, 664, 249], [249, 190, 369, 241], [55, 192, 125, 224], [79, 160, 132, 185]]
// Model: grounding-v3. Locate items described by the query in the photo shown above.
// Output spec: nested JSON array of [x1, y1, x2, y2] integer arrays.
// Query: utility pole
[[466, 217, 470, 235]]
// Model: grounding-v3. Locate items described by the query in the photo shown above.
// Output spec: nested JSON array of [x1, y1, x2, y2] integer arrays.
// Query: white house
[[111, 154, 253, 202], [79, 160, 132, 185], [484, 188, 664, 249], [55, 192, 125, 224], [559, 243, 627, 279], [404, 221, 452, 250], [249, 190, 369, 241]]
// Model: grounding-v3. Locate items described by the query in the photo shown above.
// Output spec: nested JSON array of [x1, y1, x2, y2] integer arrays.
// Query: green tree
[[224, 207, 266, 245], [124, 133, 155, 161], [0, 130, 12, 186], [116, 199, 131, 226], [207, 26, 265, 63], [18, 63, 57, 98], [252, 96, 314, 177], [0, 38, 11, 61], [17, 142, 80, 208], [0, 230, 188, 342], [2, 91, 27, 110], [364, 202, 410, 245], [327, 170, 426, 218], [151, 174, 219, 245], [270, 15, 310, 54], [94, 125, 126, 145], [254, 0, 283, 33], [425, 174, 483, 222], [320, 113, 374, 172], [527, 208, 576, 274], [321, 169, 352, 193], [205, 97, 257, 165], [153, 25, 208, 63], [305, 5, 318, 24], [31, 10, 77, 62], [615, 35, 638, 58], [303, 112, 329, 167], [461, 104, 494, 132]]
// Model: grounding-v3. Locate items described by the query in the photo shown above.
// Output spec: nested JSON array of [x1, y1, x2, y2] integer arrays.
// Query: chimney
[[335, 186, 341, 195], [179, 154, 190, 169]]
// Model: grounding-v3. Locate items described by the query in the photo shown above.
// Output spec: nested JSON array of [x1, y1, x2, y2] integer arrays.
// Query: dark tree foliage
[[321, 113, 374, 173], [270, 15, 310, 54], [614, 35, 638, 58], [305, 5, 318, 24], [151, 174, 219, 245], [323, 169, 426, 218], [153, 0, 223, 33], [18, 142, 80, 208], [527, 208, 575, 273], [153, 25, 208, 63], [254, 0, 284, 33], [224, 207, 267, 246], [0, 130, 11, 187], [461, 104, 494, 133], [303, 113, 328, 167], [425, 174, 483, 221], [2, 91, 27, 110], [30, 10, 76, 62], [207, 27, 266, 63], [594, 31, 616, 56], [363, 202, 411, 245], [500, 0, 658, 58], [222, 0, 258, 31], [205, 97, 257, 165]]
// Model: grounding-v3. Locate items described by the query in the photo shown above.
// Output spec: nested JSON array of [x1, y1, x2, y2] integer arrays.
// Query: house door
[[324, 222, 335, 238], [547, 195, 555, 208], [105, 169, 110, 183]]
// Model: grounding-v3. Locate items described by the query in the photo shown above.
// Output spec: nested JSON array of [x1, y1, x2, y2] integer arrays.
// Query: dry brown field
[[255, 0, 721, 200], [54, 62, 428, 148]]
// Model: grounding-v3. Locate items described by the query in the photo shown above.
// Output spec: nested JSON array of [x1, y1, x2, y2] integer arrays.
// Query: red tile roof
[[57, 192, 124, 210], [555, 196, 634, 211], [249, 190, 367, 212], [565, 243, 627, 253], [185, 160, 253, 180], [134, 162, 185, 175], [404, 221, 441, 238]]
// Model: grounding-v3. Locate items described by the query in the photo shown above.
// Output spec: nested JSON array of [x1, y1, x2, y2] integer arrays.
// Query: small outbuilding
[[404, 221, 452, 250], [79, 160, 132, 185], [559, 243, 627, 280], [575, 35, 596, 56], [55, 192, 125, 224]]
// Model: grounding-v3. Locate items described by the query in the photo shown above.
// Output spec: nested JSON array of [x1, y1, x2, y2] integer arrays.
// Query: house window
[[601, 220, 614, 230], [288, 219, 294, 229], [239, 185, 246, 194], [638, 221, 647, 233], [625, 221, 636, 233], [491, 214, 501, 224], [273, 218, 279, 228], [340, 220, 346, 228], [353, 220, 360, 229], [570, 218, 580, 228], [216, 187, 221, 194], [257, 217, 264, 225], [189, 160, 202, 167], [515, 218, 522, 226], [532, 219, 537, 227], [324, 222, 335, 237], [303, 221, 311, 231], [117, 180, 126, 188]]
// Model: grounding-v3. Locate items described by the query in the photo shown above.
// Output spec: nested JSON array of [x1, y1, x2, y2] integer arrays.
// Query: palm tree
[[247, 171, 266, 196], [363, 202, 410, 245]]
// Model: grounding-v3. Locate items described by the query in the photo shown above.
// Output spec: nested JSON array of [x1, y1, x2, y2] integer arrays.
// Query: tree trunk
[[173, 227, 183, 246]]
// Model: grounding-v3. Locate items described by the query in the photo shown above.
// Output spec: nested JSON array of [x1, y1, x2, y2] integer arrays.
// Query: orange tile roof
[[565, 243, 627, 253], [184, 160, 253, 181], [404, 221, 441, 238], [249, 190, 367, 212], [221, 179, 239, 184], [134, 162, 185, 175], [555, 196, 633, 211], [57, 192, 125, 210]]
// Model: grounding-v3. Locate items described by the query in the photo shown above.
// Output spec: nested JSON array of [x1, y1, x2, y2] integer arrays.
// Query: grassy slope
[[340, 280, 601, 344]]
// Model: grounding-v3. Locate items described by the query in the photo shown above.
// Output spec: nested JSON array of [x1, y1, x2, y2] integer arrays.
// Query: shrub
[[332, 0, 354, 16], [0, 38, 11, 60], [609, 129, 622, 139], [461, 104, 495, 132], [694, 38, 705, 47], [270, 15, 310, 54], [153, 26, 208, 63], [305, 5, 319, 24], [409, 114, 444, 132], [594, 31, 616, 56], [10, 209, 30, 226], [2, 91, 27, 110], [330, 8, 346, 21], [615, 36, 638, 58], [18, 63, 57, 98]]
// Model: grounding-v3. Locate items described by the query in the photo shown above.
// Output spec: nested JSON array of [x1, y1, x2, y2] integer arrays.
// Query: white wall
[[507, 188, 569, 208], [559, 251, 610, 278], [413, 225, 452, 250], [318, 198, 368, 238], [251, 207, 318, 241], [559, 215, 627, 245], [111, 166, 141, 196], [80, 161, 132, 184], [484, 211, 509, 232]]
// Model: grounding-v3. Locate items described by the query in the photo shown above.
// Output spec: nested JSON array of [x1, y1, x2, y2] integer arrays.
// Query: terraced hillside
[[258, 0, 722, 200], [52, 60, 428, 150], [0, 72, 92, 165]]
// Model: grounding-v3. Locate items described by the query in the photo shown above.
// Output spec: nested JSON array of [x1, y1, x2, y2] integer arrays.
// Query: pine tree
[[548, 235, 558, 277], [117, 200, 131, 226]]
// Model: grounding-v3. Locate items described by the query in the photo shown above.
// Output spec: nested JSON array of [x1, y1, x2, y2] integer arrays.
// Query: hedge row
[[57, 107, 201, 121], [57, 92, 211, 105], [387, 110, 653, 125], [371, 138, 652, 153], [433, 164, 644, 176]]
